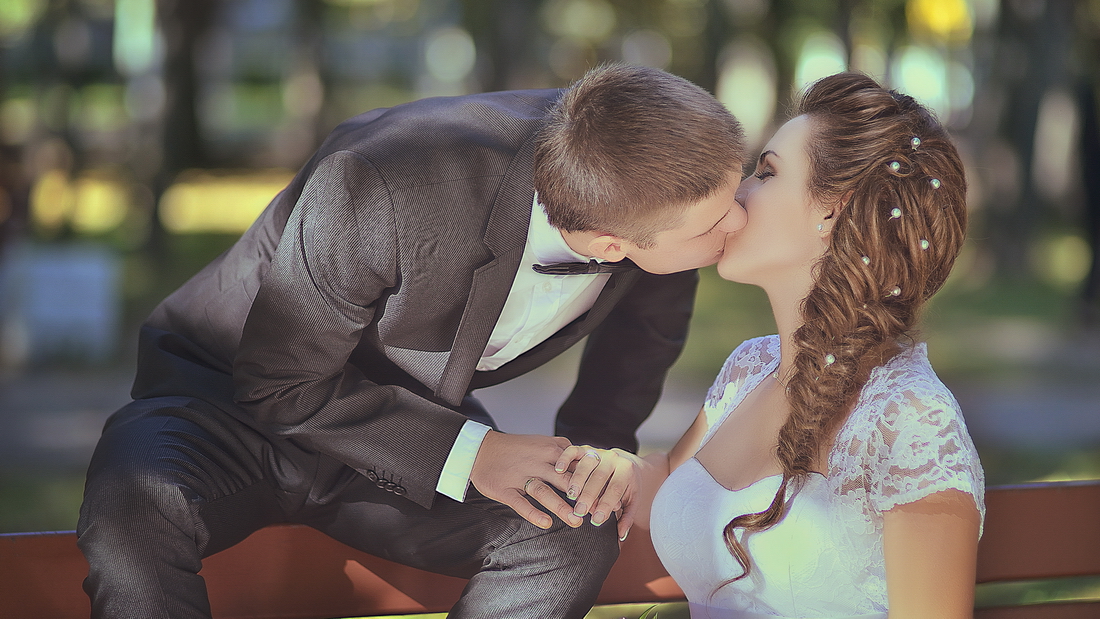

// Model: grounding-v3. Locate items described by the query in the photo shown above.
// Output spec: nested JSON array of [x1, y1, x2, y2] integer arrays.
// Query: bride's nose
[[734, 181, 749, 208]]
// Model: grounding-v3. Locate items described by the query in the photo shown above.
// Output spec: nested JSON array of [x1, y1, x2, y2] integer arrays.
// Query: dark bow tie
[[531, 259, 639, 275]]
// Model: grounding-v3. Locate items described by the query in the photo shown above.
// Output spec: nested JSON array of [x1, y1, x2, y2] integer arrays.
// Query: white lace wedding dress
[[650, 335, 985, 619]]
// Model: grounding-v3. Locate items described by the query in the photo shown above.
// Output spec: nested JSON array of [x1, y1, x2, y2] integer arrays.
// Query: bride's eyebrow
[[757, 150, 777, 167]]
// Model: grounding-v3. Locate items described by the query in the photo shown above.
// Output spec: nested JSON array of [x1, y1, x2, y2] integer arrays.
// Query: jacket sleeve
[[232, 150, 468, 509], [554, 268, 699, 452]]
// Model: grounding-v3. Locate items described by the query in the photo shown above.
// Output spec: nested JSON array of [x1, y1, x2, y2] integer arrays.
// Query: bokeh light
[[622, 29, 673, 70], [906, 0, 973, 44], [30, 170, 75, 233], [851, 43, 887, 82], [0, 97, 36, 145], [71, 174, 130, 234], [1036, 234, 1092, 290], [542, 0, 616, 42], [159, 170, 294, 234], [717, 38, 777, 151], [0, 0, 45, 41], [424, 26, 476, 83], [113, 0, 159, 76], [890, 45, 947, 119], [29, 171, 131, 235], [793, 31, 847, 93], [1032, 89, 1080, 201]]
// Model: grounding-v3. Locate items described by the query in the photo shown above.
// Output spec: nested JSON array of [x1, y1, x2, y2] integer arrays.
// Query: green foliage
[[0, 473, 85, 534]]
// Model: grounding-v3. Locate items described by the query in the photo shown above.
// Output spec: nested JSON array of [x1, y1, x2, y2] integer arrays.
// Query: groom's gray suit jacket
[[130, 88, 698, 510]]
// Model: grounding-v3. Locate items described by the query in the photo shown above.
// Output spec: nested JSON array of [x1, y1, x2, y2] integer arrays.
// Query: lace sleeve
[[865, 382, 986, 526]]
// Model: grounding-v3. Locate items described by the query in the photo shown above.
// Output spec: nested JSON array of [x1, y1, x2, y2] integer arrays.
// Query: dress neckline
[[691, 336, 828, 494], [688, 459, 826, 494]]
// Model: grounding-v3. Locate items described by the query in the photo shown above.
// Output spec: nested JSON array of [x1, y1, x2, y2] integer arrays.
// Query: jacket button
[[393, 485, 407, 496], [365, 470, 379, 483]]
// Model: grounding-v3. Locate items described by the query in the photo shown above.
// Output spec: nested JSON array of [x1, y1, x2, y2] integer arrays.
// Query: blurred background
[[0, 0, 1097, 562]]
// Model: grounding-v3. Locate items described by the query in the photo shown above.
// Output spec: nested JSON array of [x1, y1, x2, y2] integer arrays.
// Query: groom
[[77, 64, 746, 618]]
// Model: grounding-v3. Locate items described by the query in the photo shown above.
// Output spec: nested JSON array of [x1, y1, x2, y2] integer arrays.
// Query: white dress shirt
[[435, 195, 611, 500]]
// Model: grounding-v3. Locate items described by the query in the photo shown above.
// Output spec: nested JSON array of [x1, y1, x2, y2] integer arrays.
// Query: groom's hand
[[469, 431, 585, 529]]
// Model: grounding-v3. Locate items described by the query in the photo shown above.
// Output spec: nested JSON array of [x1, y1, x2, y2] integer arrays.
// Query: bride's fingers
[[572, 453, 614, 517], [588, 471, 626, 526], [616, 501, 634, 542], [564, 448, 603, 499], [589, 450, 639, 528], [554, 444, 584, 474]]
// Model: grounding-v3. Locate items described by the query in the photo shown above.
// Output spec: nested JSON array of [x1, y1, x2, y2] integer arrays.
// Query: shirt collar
[[529, 193, 591, 265]]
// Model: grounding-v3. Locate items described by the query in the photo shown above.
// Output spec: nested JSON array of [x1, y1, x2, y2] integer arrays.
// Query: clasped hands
[[468, 431, 646, 542]]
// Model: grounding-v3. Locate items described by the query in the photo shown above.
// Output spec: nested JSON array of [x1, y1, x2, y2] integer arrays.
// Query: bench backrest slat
[[976, 480, 1100, 583]]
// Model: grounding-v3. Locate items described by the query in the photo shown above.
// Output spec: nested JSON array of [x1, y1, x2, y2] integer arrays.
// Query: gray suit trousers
[[77, 397, 619, 619]]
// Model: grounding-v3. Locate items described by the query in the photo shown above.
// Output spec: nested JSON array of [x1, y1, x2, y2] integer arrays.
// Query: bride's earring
[[816, 224, 824, 232]]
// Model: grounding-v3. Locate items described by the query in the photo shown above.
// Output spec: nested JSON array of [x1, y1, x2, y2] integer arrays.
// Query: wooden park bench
[[1, 480, 1097, 619], [974, 479, 1100, 618]]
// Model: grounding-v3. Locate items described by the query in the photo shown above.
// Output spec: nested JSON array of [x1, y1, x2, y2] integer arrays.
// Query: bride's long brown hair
[[720, 73, 968, 582]]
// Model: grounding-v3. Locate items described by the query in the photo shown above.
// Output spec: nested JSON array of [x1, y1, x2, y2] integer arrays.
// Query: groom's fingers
[[468, 432, 581, 528], [524, 479, 584, 528], [500, 486, 554, 529]]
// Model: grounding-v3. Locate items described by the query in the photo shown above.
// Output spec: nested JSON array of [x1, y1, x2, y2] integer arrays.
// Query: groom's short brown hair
[[534, 63, 745, 247]]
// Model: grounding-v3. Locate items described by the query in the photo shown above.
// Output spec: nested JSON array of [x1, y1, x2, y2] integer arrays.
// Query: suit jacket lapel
[[436, 137, 536, 405]]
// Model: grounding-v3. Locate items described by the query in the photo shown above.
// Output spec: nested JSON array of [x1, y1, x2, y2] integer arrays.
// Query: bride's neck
[[763, 284, 808, 382]]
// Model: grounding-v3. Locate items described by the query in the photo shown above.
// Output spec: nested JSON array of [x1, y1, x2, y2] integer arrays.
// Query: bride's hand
[[554, 444, 646, 542]]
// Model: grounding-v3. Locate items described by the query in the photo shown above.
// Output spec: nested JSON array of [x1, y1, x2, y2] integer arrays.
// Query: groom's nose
[[717, 201, 748, 233]]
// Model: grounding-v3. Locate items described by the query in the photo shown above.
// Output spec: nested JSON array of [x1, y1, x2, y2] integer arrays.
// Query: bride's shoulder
[[848, 344, 986, 518], [856, 342, 967, 436]]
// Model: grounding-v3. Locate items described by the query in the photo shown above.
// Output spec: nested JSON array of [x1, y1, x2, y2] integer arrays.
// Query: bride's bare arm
[[668, 407, 710, 471], [631, 407, 710, 530], [882, 488, 981, 618]]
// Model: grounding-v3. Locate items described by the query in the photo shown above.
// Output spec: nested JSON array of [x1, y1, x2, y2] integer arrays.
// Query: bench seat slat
[[3, 480, 1098, 618]]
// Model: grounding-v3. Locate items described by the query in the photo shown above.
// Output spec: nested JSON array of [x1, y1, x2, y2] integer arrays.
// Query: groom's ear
[[586, 234, 629, 262]]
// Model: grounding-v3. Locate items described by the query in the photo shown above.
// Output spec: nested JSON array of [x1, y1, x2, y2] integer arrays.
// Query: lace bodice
[[650, 335, 985, 619]]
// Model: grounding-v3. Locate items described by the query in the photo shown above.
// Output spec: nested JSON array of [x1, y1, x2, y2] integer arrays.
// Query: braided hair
[[719, 72, 968, 584]]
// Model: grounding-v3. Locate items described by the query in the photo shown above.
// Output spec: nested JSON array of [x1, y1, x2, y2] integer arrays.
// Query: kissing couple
[[78, 63, 983, 619]]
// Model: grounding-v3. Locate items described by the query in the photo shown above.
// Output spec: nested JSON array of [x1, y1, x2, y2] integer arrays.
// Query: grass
[[342, 602, 689, 619], [0, 472, 86, 534]]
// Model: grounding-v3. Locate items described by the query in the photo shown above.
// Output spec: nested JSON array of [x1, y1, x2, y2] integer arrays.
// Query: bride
[[559, 73, 984, 618]]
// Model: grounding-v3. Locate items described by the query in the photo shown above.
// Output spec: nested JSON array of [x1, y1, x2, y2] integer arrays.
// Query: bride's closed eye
[[753, 167, 774, 181]]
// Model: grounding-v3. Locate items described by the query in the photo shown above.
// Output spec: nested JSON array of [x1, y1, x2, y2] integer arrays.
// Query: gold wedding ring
[[583, 450, 601, 462], [523, 477, 537, 495]]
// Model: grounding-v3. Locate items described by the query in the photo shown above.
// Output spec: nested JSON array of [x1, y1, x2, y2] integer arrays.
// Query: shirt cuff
[[436, 419, 492, 502]]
